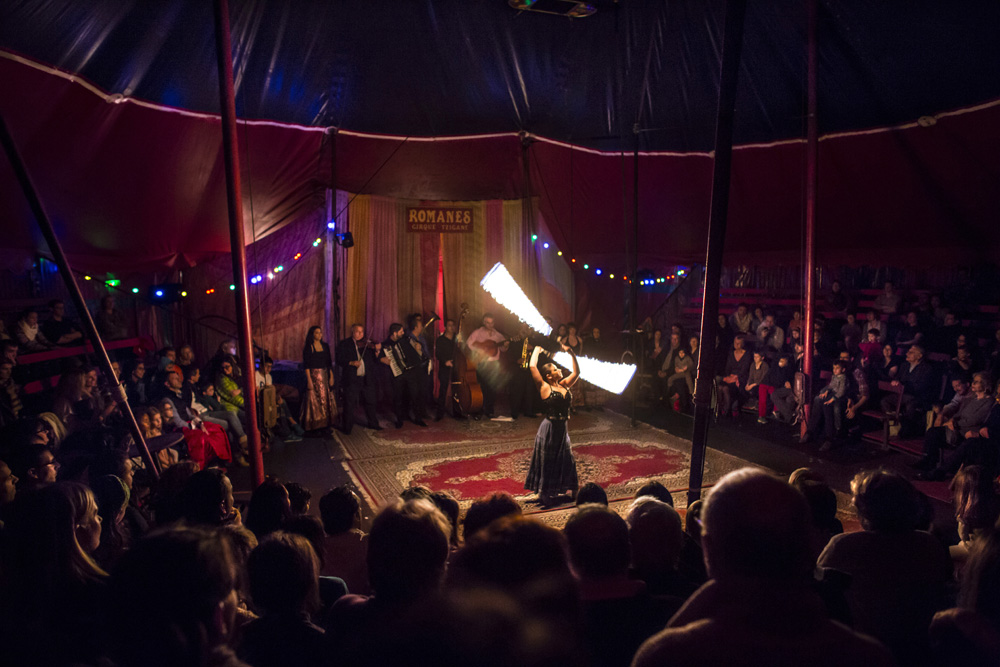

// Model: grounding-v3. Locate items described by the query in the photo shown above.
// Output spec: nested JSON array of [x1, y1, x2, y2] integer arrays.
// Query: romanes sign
[[406, 206, 473, 233]]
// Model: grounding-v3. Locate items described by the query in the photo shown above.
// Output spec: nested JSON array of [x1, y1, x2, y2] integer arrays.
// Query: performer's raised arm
[[529, 345, 548, 396], [560, 342, 581, 388]]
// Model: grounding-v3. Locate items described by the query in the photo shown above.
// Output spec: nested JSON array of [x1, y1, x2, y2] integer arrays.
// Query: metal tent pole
[[800, 0, 819, 436], [213, 0, 264, 487], [687, 0, 748, 505], [0, 114, 159, 479]]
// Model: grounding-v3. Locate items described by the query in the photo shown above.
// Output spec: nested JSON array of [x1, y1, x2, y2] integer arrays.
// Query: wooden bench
[[860, 380, 903, 451]]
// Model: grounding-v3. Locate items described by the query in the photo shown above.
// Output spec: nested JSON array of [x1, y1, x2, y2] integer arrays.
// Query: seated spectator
[[463, 490, 523, 541], [826, 280, 851, 317], [635, 480, 674, 506], [929, 528, 1000, 666], [107, 525, 247, 667], [916, 372, 994, 478], [429, 489, 461, 549], [895, 310, 925, 348], [933, 376, 972, 428], [158, 371, 238, 468], [626, 496, 695, 599], [655, 332, 684, 402], [713, 315, 733, 370], [318, 485, 370, 595], [950, 345, 976, 380], [873, 341, 901, 384], [245, 478, 291, 541], [744, 350, 769, 411], [95, 295, 128, 340], [862, 310, 886, 343], [783, 325, 803, 356], [41, 299, 84, 346], [90, 473, 132, 570], [786, 308, 804, 336], [285, 481, 312, 515], [180, 467, 241, 528], [728, 303, 754, 336], [665, 346, 694, 410], [141, 406, 181, 467], [0, 482, 108, 666], [858, 328, 882, 364], [146, 459, 199, 524], [8, 443, 58, 492], [818, 469, 951, 665], [255, 356, 304, 442], [565, 504, 678, 667], [842, 351, 872, 436], [575, 481, 608, 506], [880, 344, 936, 437], [124, 360, 148, 404], [800, 359, 849, 450], [874, 280, 901, 315], [177, 343, 196, 368], [764, 354, 798, 423], [716, 335, 751, 418], [787, 475, 843, 560], [157, 346, 178, 374], [755, 314, 784, 357], [240, 531, 326, 667], [921, 376, 1000, 481], [216, 358, 246, 416], [187, 367, 249, 453], [0, 458, 17, 525], [0, 359, 23, 428], [325, 498, 451, 662], [947, 465, 1000, 567], [14, 308, 54, 351], [634, 469, 892, 667], [840, 312, 862, 353], [89, 448, 148, 539]]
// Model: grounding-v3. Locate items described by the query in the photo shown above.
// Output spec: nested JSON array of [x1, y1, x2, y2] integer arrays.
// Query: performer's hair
[[482, 312, 494, 322], [388, 323, 404, 337], [350, 322, 364, 331], [444, 319, 455, 327], [406, 313, 422, 331]]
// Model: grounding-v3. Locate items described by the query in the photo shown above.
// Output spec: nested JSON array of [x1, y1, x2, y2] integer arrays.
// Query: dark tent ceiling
[[1, 0, 998, 272]]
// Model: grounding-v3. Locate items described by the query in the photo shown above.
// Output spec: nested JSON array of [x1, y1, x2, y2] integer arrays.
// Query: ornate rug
[[335, 409, 758, 512]]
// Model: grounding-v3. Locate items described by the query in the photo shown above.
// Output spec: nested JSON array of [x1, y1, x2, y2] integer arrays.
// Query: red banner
[[406, 206, 473, 233]]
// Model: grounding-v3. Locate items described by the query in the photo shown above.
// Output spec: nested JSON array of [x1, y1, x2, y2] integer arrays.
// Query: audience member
[[14, 308, 54, 351], [916, 372, 993, 479], [874, 281, 902, 315], [240, 531, 326, 667], [626, 496, 695, 599], [245, 478, 291, 540], [285, 481, 312, 514], [42, 299, 84, 346], [880, 344, 936, 437], [818, 469, 951, 665], [95, 295, 129, 340], [716, 335, 751, 418], [107, 525, 247, 667], [463, 490, 523, 541], [576, 481, 609, 506], [318, 485, 370, 595], [947, 465, 1000, 566], [634, 468, 892, 666], [180, 467, 240, 528], [565, 504, 678, 667], [90, 473, 131, 570]]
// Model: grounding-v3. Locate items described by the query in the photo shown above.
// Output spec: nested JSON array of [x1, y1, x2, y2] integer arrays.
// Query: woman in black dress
[[301, 325, 338, 432], [525, 342, 580, 505]]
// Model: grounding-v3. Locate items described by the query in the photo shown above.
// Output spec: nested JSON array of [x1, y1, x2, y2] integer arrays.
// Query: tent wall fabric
[[2, 1, 999, 275]]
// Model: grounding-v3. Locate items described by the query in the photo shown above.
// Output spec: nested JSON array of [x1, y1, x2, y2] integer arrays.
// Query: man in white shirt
[[464, 313, 509, 419]]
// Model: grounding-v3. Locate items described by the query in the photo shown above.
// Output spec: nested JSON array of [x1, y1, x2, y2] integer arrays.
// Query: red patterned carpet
[[334, 409, 756, 512]]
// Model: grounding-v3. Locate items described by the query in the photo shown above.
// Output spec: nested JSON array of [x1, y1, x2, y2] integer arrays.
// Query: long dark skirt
[[525, 418, 578, 494], [301, 368, 338, 431]]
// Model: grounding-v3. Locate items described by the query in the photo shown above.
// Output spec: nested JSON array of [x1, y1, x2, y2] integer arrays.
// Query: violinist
[[335, 324, 382, 435], [434, 319, 466, 421]]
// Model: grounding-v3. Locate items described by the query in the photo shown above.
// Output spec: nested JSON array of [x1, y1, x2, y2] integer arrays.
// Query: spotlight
[[327, 220, 336, 229], [229, 284, 236, 291], [595, 269, 602, 275], [267, 272, 274, 280], [543, 242, 549, 249], [583, 264, 589, 270], [610, 274, 615, 279], [313, 238, 321, 247], [531, 234, 538, 241], [180, 291, 188, 297], [155, 290, 163, 297], [557, 251, 563, 256], [293, 253, 302, 260], [335, 232, 354, 248], [131, 287, 139, 294]]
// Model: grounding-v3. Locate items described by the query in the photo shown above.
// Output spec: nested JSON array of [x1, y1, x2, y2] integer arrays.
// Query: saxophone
[[519, 337, 530, 368]]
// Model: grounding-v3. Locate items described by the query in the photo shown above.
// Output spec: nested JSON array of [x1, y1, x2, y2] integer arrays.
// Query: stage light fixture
[[610, 274, 615, 279], [84, 275, 92, 281], [335, 232, 354, 248], [294, 253, 302, 260], [327, 220, 336, 229], [131, 287, 139, 294], [595, 269, 602, 275], [583, 264, 589, 270], [531, 234, 538, 241], [557, 251, 563, 256], [229, 284, 235, 291], [155, 290, 163, 297]]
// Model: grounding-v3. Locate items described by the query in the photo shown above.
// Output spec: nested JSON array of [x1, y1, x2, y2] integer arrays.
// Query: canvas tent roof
[[1, 0, 998, 272]]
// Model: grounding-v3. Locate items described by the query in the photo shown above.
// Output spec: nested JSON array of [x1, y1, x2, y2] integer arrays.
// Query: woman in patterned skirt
[[301, 325, 338, 432], [525, 342, 581, 505]]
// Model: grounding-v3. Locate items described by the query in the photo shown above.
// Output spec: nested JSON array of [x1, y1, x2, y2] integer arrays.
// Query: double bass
[[453, 304, 483, 414]]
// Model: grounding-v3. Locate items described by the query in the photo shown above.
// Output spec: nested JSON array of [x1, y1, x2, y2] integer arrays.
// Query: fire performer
[[525, 342, 580, 505]]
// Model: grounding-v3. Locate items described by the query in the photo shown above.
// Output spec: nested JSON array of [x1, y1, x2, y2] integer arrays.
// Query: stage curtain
[[441, 201, 488, 331], [396, 201, 441, 322]]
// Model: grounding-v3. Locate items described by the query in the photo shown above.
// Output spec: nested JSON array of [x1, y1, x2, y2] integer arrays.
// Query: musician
[[335, 324, 382, 434], [406, 313, 435, 408], [507, 323, 538, 419], [379, 323, 428, 428], [465, 313, 509, 419], [434, 319, 465, 420]]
